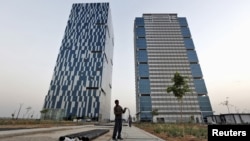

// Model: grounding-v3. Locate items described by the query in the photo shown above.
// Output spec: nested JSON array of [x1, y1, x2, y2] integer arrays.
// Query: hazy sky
[[0, 0, 249, 119]]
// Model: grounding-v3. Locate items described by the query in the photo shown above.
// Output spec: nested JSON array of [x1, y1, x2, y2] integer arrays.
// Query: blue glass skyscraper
[[134, 14, 213, 123], [43, 3, 114, 121]]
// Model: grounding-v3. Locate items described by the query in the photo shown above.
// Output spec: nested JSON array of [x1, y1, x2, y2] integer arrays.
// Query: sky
[[0, 0, 250, 119]]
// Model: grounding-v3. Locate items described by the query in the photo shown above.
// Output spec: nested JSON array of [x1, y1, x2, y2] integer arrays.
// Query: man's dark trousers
[[112, 117, 122, 139]]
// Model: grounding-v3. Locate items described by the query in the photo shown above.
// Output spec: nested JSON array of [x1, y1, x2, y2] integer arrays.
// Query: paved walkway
[[0, 124, 165, 141], [113, 125, 165, 141]]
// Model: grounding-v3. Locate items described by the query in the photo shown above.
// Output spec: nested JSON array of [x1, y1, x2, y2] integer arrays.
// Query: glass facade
[[134, 14, 213, 123], [43, 3, 114, 121]]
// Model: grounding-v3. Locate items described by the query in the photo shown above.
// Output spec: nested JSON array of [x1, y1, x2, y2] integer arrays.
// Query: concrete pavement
[[113, 125, 165, 141], [0, 124, 165, 141]]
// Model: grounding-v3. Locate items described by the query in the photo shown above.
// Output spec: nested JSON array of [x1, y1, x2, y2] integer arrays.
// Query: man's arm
[[123, 107, 127, 113]]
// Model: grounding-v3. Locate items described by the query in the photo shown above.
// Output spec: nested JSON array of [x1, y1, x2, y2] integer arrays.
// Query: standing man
[[112, 99, 127, 140]]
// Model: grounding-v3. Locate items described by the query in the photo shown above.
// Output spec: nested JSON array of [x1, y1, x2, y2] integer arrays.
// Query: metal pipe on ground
[[59, 129, 109, 141], [82, 129, 109, 141]]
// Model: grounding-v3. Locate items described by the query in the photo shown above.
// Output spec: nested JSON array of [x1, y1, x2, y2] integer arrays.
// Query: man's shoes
[[117, 137, 123, 140], [112, 137, 117, 140]]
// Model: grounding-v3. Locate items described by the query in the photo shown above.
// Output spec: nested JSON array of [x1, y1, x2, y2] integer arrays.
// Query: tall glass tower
[[43, 3, 114, 121], [134, 14, 213, 123]]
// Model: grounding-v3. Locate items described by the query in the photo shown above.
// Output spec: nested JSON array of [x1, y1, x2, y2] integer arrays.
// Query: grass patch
[[0, 118, 83, 129], [134, 122, 207, 141]]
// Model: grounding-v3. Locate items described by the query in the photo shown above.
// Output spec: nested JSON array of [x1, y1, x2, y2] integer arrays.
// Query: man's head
[[115, 99, 119, 105]]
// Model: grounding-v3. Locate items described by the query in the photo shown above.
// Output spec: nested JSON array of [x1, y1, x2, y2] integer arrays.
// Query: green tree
[[166, 72, 190, 123], [40, 109, 49, 120], [151, 109, 159, 123], [11, 113, 15, 119]]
